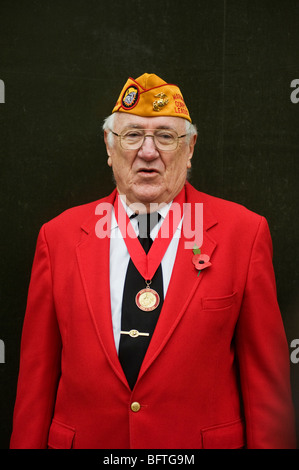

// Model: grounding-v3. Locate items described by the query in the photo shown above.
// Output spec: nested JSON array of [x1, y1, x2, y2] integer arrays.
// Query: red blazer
[[10, 183, 296, 449]]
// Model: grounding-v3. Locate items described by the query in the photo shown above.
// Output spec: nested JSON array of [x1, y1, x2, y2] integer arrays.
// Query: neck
[[118, 195, 169, 214], [117, 185, 185, 214]]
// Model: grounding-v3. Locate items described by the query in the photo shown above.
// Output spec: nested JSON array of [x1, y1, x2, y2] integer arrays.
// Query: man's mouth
[[137, 168, 159, 175]]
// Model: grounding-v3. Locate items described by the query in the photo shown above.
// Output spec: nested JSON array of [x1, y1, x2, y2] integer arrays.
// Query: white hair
[[185, 120, 198, 143], [102, 113, 116, 147], [102, 112, 197, 147]]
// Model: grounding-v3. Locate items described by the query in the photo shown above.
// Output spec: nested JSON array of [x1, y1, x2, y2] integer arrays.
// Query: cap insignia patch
[[121, 85, 139, 110]]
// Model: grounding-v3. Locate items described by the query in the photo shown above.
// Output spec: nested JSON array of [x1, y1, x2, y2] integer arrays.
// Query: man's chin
[[130, 183, 166, 206]]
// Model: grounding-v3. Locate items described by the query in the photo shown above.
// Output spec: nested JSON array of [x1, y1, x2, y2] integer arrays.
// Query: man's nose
[[137, 135, 159, 159]]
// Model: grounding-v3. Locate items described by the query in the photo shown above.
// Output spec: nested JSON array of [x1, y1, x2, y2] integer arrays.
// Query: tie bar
[[120, 329, 149, 338]]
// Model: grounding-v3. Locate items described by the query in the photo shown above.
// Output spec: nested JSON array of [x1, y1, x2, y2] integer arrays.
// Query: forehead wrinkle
[[118, 124, 181, 135], [114, 113, 186, 133], [123, 125, 175, 131]]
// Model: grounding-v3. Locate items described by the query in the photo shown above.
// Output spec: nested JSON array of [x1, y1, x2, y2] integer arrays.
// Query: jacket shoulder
[[187, 183, 264, 224], [41, 190, 116, 242], [203, 192, 262, 221], [186, 183, 268, 245]]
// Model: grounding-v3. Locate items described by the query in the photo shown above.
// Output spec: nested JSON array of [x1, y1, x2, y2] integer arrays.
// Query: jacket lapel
[[76, 190, 128, 387]]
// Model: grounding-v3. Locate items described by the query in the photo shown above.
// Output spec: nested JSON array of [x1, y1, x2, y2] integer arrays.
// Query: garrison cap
[[112, 73, 191, 122]]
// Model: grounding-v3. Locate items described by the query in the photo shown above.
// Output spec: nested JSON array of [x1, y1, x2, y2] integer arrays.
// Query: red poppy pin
[[192, 244, 211, 276]]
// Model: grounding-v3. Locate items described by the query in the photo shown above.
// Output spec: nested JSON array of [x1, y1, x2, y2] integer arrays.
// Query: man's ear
[[104, 130, 112, 166], [187, 133, 197, 168], [104, 130, 111, 155]]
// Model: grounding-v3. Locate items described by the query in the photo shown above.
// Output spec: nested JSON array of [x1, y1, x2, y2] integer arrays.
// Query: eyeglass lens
[[120, 129, 179, 150]]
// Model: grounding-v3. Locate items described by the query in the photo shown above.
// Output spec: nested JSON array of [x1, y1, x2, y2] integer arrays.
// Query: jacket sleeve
[[235, 216, 296, 448], [10, 224, 62, 449]]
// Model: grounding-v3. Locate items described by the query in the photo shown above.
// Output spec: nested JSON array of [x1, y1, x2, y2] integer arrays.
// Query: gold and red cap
[[112, 73, 191, 122]]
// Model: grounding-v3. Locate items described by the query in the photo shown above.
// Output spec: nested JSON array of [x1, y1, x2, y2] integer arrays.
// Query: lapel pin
[[192, 244, 212, 276]]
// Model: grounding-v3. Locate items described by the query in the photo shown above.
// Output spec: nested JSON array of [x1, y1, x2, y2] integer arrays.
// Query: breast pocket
[[202, 291, 237, 311]]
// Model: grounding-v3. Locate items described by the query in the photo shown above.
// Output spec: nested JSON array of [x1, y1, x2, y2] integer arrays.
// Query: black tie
[[118, 212, 164, 389]]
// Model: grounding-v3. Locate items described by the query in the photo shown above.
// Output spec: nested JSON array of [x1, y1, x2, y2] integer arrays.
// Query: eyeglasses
[[109, 128, 188, 151]]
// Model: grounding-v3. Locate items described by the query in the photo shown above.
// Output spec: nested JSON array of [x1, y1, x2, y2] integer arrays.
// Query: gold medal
[[135, 283, 160, 312], [114, 190, 185, 314]]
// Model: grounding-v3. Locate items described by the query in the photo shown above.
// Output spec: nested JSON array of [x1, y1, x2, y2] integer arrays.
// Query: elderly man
[[10, 73, 296, 449]]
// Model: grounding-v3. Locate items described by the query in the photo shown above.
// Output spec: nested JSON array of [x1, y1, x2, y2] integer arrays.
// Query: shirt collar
[[111, 197, 182, 233]]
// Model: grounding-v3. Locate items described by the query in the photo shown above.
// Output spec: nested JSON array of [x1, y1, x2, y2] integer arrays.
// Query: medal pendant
[[135, 286, 160, 311]]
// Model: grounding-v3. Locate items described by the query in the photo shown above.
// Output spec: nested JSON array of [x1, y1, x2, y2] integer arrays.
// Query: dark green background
[[0, 0, 298, 449]]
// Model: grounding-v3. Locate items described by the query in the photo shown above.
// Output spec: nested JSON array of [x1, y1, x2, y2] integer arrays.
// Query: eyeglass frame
[[108, 128, 189, 151]]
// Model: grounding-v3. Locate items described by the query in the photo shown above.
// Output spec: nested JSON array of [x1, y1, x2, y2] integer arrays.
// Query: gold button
[[131, 401, 141, 412]]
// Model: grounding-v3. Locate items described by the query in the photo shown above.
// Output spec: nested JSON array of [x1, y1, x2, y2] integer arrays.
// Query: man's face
[[104, 113, 197, 209]]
